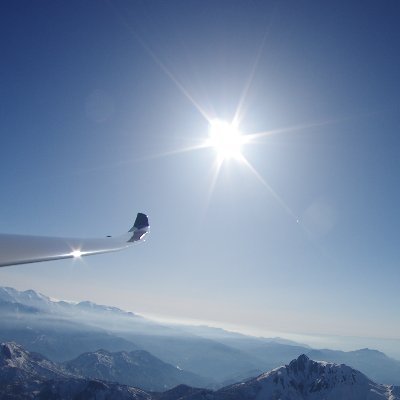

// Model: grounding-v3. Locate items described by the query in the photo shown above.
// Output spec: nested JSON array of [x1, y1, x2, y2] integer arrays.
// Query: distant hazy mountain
[[2, 286, 400, 386], [0, 287, 265, 382], [117, 332, 262, 382], [64, 348, 211, 391], [0, 311, 139, 361], [0, 287, 141, 361], [307, 348, 400, 386], [177, 325, 310, 348], [3, 345, 399, 400], [0, 286, 141, 319]]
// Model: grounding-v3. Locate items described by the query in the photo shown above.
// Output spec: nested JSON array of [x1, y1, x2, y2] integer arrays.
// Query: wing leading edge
[[0, 213, 149, 268]]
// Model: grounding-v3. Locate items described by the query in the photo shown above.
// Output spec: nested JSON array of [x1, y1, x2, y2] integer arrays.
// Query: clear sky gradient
[[1, 1, 400, 357]]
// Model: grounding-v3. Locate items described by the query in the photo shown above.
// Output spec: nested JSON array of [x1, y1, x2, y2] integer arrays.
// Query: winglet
[[128, 213, 149, 242]]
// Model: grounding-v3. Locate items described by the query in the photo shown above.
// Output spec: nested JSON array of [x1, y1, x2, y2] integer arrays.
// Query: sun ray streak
[[232, 2, 281, 128], [137, 142, 211, 162], [62, 143, 210, 177], [239, 155, 297, 220], [246, 117, 352, 142], [233, 25, 270, 127], [206, 157, 224, 206], [105, 0, 211, 123]]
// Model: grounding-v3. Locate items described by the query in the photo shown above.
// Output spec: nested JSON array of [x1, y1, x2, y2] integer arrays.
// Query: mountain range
[[1, 286, 400, 387], [1, 342, 399, 400]]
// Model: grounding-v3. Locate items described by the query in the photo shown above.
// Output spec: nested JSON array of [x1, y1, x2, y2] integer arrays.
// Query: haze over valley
[[1, 286, 400, 392]]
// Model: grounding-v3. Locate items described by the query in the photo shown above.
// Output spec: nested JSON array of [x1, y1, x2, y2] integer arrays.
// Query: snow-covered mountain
[[205, 354, 400, 400], [0, 286, 141, 318], [163, 355, 400, 400], [0, 342, 152, 400], [214, 354, 400, 400], [0, 341, 69, 383]]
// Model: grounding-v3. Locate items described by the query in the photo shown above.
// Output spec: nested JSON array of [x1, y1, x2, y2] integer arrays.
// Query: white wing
[[0, 213, 149, 267]]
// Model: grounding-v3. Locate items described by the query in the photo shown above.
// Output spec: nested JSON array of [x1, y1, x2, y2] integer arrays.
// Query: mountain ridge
[[1, 343, 399, 400], [2, 286, 400, 386]]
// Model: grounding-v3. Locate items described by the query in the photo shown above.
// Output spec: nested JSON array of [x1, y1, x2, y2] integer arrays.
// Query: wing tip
[[128, 213, 150, 242]]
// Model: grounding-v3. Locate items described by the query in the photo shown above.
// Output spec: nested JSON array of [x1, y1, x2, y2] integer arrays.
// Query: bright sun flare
[[207, 119, 245, 161], [71, 250, 83, 258]]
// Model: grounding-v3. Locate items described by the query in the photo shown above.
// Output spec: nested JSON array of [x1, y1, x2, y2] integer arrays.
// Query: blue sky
[[1, 1, 400, 357]]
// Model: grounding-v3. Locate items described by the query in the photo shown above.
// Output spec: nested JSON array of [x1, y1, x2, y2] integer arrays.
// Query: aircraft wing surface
[[0, 213, 149, 267]]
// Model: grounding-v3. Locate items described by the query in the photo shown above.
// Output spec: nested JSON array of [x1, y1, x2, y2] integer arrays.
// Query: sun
[[207, 119, 246, 161]]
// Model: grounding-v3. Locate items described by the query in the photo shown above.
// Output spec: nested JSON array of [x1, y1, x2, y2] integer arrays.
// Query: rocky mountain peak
[[1, 342, 28, 365], [288, 354, 310, 373]]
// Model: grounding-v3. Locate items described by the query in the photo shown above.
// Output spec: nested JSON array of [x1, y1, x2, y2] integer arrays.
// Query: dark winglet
[[130, 213, 149, 231], [128, 213, 149, 242]]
